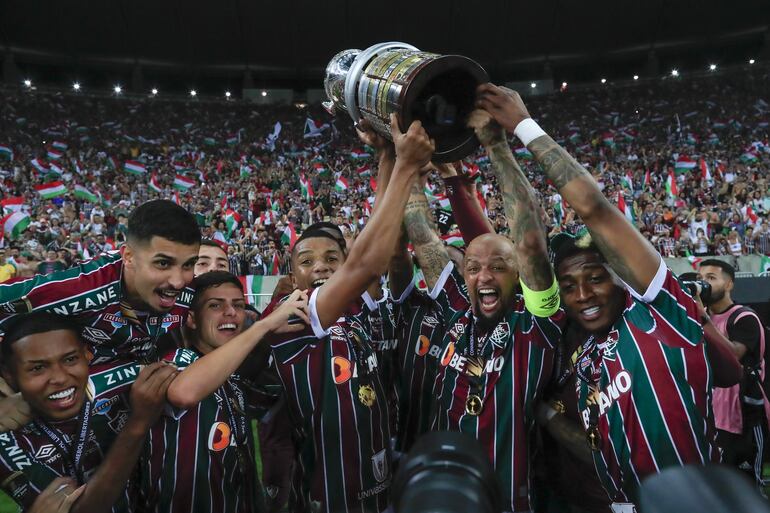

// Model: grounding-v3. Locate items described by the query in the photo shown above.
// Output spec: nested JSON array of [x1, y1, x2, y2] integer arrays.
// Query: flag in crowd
[[46, 148, 64, 160], [441, 232, 464, 248], [0, 211, 30, 239], [281, 222, 298, 249], [299, 174, 313, 201], [334, 177, 348, 192], [73, 184, 100, 203], [674, 155, 697, 173], [30, 158, 49, 173], [124, 160, 147, 175], [0, 145, 13, 160], [1, 197, 24, 214], [237, 275, 275, 306], [303, 118, 329, 138], [514, 147, 533, 160], [48, 162, 64, 177], [350, 148, 371, 160], [224, 209, 241, 235], [665, 170, 678, 199], [34, 181, 67, 199], [356, 164, 371, 177], [617, 191, 635, 225], [173, 174, 195, 191], [313, 162, 329, 177], [52, 141, 68, 151], [149, 173, 163, 193]]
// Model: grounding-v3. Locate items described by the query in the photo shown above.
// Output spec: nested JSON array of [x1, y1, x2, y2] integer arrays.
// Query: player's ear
[[186, 310, 197, 331], [122, 243, 134, 268]]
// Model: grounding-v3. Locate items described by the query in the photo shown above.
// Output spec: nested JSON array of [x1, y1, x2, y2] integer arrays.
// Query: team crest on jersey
[[104, 312, 126, 328], [372, 449, 388, 483], [107, 409, 129, 434], [600, 329, 620, 361], [266, 486, 279, 499], [34, 444, 56, 461], [489, 321, 511, 347], [332, 356, 353, 384]]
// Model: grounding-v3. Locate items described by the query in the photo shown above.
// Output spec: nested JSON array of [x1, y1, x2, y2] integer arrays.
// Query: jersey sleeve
[[625, 257, 704, 348], [0, 252, 122, 327], [0, 432, 56, 509], [729, 314, 763, 367], [427, 262, 470, 328]]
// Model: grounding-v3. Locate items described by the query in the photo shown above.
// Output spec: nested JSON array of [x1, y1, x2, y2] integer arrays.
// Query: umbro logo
[[422, 316, 439, 328], [34, 444, 56, 460], [82, 327, 111, 343]]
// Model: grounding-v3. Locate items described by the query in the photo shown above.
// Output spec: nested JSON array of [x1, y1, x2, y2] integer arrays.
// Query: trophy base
[[399, 55, 488, 163]]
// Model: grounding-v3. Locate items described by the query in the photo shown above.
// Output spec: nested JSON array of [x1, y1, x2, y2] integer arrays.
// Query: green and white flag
[[34, 181, 67, 199], [0, 145, 12, 160], [124, 160, 147, 175], [173, 174, 195, 191], [761, 255, 770, 275], [1, 212, 30, 239], [73, 184, 99, 203]]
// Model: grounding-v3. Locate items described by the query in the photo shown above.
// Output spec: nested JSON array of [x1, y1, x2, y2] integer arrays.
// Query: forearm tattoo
[[403, 183, 450, 289]]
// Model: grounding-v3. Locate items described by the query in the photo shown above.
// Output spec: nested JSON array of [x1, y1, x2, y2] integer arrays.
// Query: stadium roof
[[1, 0, 768, 91]]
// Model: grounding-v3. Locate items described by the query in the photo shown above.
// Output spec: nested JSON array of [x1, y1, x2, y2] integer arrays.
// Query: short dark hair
[[200, 238, 227, 254], [190, 271, 244, 311], [699, 259, 735, 281], [291, 222, 346, 259], [1, 312, 80, 367], [550, 231, 605, 278], [127, 200, 201, 246]]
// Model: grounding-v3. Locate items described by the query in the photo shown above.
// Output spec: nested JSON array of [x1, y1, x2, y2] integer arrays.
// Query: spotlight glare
[[114, 85, 122, 94], [671, 69, 679, 77], [749, 59, 755, 65], [601, 78, 607, 84], [73, 82, 81, 91], [561, 81, 568, 88], [225, 91, 231, 98], [190, 89, 197, 97], [709, 64, 717, 71], [151, 88, 158, 95], [633, 74, 639, 80], [23, 79, 31, 87], [530, 82, 536, 88], [261, 90, 268, 97]]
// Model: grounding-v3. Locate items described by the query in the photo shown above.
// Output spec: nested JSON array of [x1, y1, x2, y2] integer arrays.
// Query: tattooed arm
[[468, 110, 552, 291], [476, 83, 660, 294], [402, 179, 450, 290]]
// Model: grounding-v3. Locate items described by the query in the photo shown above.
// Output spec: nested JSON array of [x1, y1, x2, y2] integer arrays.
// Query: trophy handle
[[343, 41, 419, 126]]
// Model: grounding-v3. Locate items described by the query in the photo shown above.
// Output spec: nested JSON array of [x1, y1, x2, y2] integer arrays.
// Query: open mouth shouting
[[477, 287, 500, 314], [217, 322, 239, 334], [47, 387, 77, 410], [311, 278, 329, 288], [579, 305, 602, 322]]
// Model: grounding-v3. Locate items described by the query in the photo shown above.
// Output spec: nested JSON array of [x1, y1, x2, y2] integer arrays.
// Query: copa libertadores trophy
[[323, 42, 489, 163]]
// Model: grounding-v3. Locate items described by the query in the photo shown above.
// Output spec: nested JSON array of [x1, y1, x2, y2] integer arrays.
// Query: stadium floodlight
[[151, 88, 158, 95], [671, 69, 679, 77], [600, 78, 607, 84], [114, 85, 122, 94], [190, 89, 197, 97], [73, 82, 81, 91], [530, 82, 536, 89], [261, 90, 268, 97], [709, 64, 717, 71], [749, 59, 755, 65], [225, 91, 231, 98], [23, 79, 31, 87], [633, 74, 639, 80], [561, 81, 567, 88]]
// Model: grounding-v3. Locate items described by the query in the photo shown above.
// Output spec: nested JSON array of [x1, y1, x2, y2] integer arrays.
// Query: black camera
[[679, 272, 712, 304]]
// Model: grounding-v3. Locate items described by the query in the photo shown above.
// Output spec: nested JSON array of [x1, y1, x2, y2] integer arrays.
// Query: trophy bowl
[[324, 42, 489, 163]]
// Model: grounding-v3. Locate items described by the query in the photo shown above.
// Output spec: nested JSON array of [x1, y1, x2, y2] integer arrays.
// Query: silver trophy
[[323, 42, 488, 163]]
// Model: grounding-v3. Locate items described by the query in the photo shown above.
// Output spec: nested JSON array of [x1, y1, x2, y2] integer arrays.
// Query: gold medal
[[587, 426, 602, 451], [358, 384, 377, 407], [465, 394, 483, 416]]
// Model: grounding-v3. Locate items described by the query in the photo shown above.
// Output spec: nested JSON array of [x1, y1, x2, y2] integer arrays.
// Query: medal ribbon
[[35, 399, 92, 484]]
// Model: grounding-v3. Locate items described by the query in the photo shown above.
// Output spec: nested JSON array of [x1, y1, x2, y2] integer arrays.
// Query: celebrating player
[[478, 83, 716, 507], [195, 239, 230, 276], [140, 271, 308, 513], [0, 312, 176, 513]]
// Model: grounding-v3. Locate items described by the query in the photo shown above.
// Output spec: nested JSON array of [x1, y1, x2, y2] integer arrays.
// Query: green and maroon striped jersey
[[429, 263, 565, 512], [574, 259, 716, 504], [0, 359, 140, 511], [391, 281, 449, 453], [267, 288, 392, 513], [0, 252, 193, 363], [140, 348, 266, 513]]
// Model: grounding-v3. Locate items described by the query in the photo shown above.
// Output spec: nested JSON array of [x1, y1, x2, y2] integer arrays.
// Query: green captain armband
[[520, 276, 560, 317]]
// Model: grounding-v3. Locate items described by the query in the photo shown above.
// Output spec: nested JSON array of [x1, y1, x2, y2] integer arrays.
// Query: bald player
[[397, 102, 565, 512]]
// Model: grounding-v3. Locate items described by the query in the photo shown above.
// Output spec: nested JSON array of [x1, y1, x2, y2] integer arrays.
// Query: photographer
[[697, 259, 769, 492]]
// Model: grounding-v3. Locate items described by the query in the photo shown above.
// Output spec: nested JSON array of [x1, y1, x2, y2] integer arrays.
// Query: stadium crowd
[[0, 64, 768, 513], [0, 69, 769, 282]]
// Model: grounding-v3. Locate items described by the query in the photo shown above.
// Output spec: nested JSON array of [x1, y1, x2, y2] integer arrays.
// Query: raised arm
[[436, 162, 494, 242], [468, 108, 553, 291], [165, 290, 309, 409], [476, 84, 660, 295], [314, 116, 434, 328]]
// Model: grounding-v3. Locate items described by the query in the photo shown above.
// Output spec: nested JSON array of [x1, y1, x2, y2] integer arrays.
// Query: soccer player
[[195, 239, 230, 276], [0, 199, 201, 364], [0, 312, 176, 513], [481, 83, 715, 506], [266, 115, 434, 513], [400, 106, 565, 512], [140, 271, 308, 513]]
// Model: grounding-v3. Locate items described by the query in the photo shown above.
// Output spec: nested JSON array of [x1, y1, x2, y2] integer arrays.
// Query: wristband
[[513, 118, 547, 146], [520, 276, 560, 317]]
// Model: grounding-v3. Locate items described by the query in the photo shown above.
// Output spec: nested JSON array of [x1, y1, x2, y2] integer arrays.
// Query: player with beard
[[485, 82, 719, 508], [698, 259, 769, 491], [140, 271, 308, 513], [400, 101, 565, 512], [0, 312, 176, 512]]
